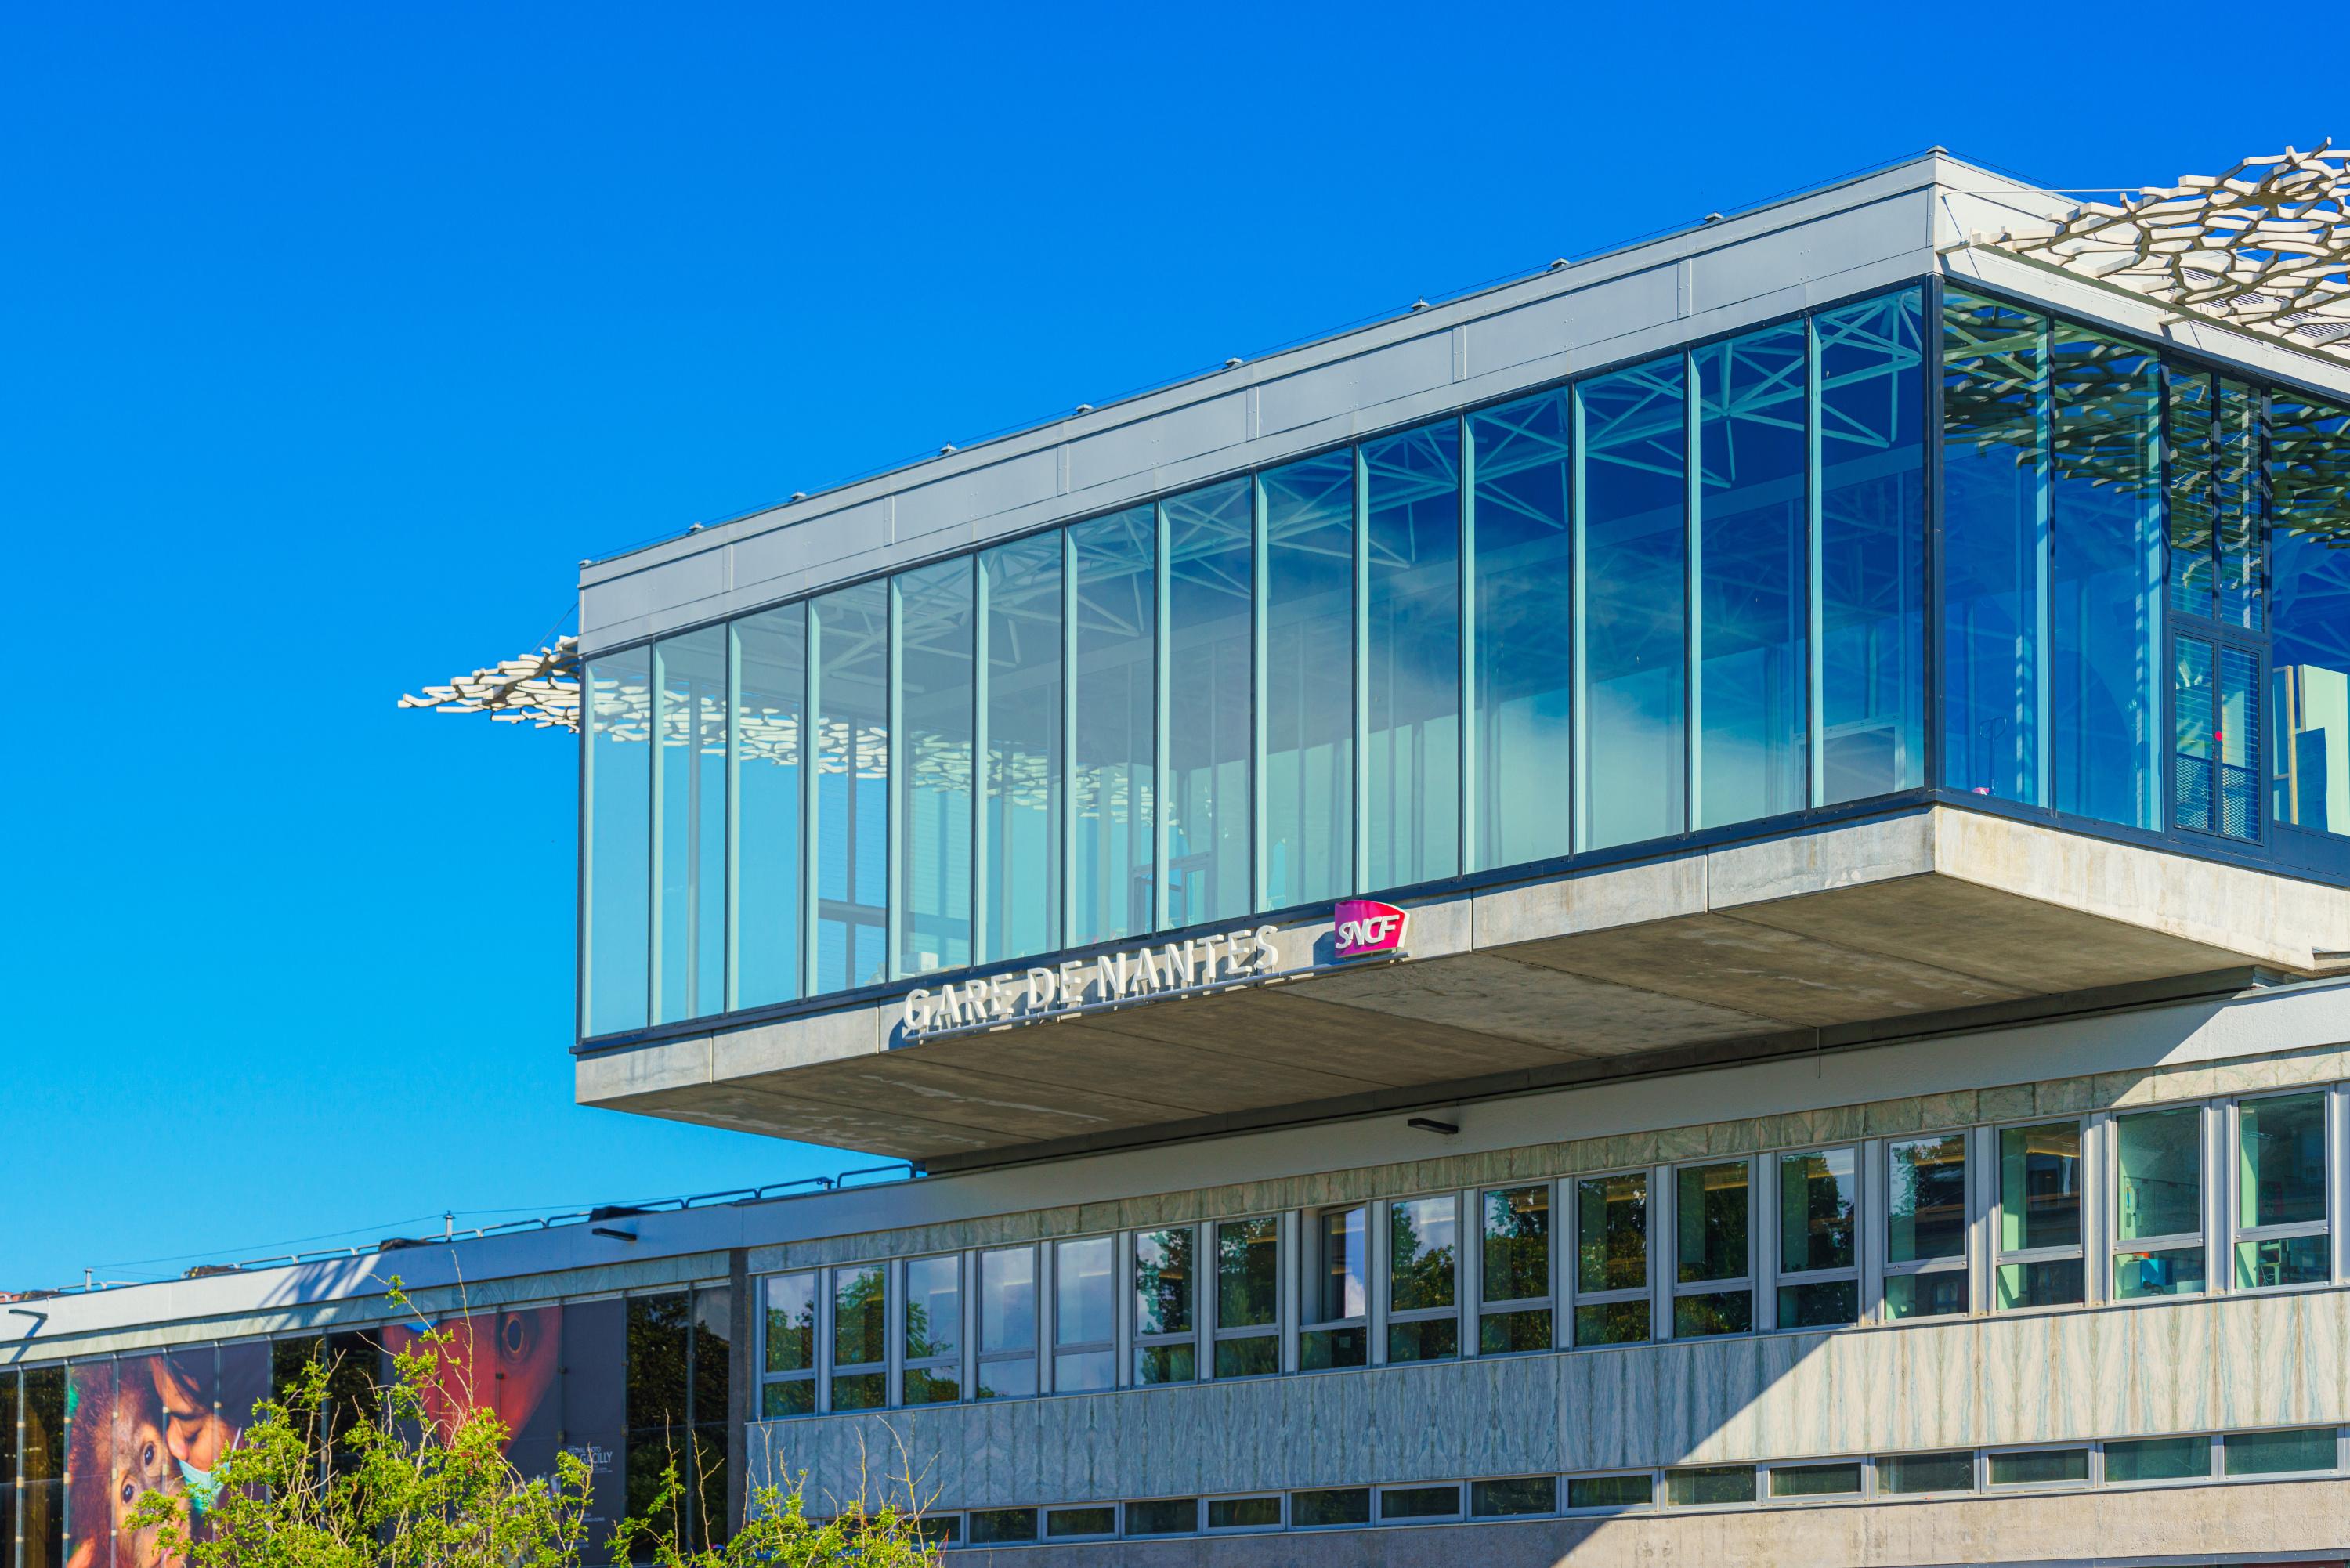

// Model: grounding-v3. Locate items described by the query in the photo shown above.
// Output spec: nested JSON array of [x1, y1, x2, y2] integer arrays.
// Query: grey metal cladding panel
[[1685, 196, 1925, 315], [1462, 266, 1679, 381], [729, 499, 888, 596], [894, 446, 1061, 545], [1256, 329, 1457, 439], [581, 548, 729, 643], [1065, 389, 1249, 496]]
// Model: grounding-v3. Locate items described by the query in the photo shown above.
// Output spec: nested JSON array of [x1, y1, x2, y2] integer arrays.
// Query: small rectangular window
[[1213, 1218, 1279, 1378], [2223, 1427, 2338, 1477], [902, 1255, 960, 1405], [2114, 1107, 2207, 1299], [1574, 1172, 1650, 1346], [1470, 1476, 1556, 1517], [1878, 1451, 1973, 1494], [1387, 1195, 1461, 1363], [1378, 1484, 1462, 1523], [1986, 1448, 2088, 1487], [1885, 1133, 1968, 1319], [1567, 1472, 1654, 1512], [1777, 1147, 1859, 1327], [1767, 1461, 1863, 1499], [1289, 1488, 1369, 1528], [1124, 1498, 1198, 1536], [967, 1508, 1037, 1545], [828, 1263, 886, 1411], [1479, 1185, 1553, 1353], [1131, 1227, 1197, 1386], [1665, 1465, 1756, 1507], [1052, 1236, 1115, 1393], [1302, 1205, 1368, 1370], [1996, 1122, 2085, 1310], [1043, 1505, 1116, 1539], [2103, 1435, 2211, 1483], [759, 1271, 815, 1417], [1205, 1495, 1282, 1532], [2235, 1093, 2331, 1288], [975, 1246, 1036, 1399], [1673, 1160, 1752, 1337], [912, 1516, 960, 1546]]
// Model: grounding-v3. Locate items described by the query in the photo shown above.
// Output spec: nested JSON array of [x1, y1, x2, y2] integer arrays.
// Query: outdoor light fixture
[[1406, 1117, 1459, 1136]]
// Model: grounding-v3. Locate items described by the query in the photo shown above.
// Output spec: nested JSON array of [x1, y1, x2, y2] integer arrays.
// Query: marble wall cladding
[[747, 1042, 2350, 1277], [750, 1291, 2350, 1508]]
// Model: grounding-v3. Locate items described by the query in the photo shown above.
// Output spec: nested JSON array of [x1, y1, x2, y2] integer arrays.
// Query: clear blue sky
[[0, 2, 2332, 1291]]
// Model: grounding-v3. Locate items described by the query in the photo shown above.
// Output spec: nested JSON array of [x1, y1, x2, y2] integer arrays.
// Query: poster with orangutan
[[63, 1346, 268, 1568]]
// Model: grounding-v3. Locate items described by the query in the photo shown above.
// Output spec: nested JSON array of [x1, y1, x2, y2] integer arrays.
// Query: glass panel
[[2048, 323, 2162, 829], [1054, 1236, 1114, 1352], [1259, 452, 1354, 909], [1887, 1133, 1966, 1263], [1365, 421, 1462, 886], [2113, 1245, 2206, 1300], [1999, 1122, 2082, 1252], [1672, 1291, 1752, 1338], [2104, 1435, 2210, 1483], [1126, 1498, 1198, 1536], [761, 1273, 814, 1374], [1471, 1477, 1556, 1517], [810, 581, 889, 992], [980, 534, 1061, 963], [2239, 1092, 2326, 1228], [1768, 1461, 1862, 1498], [1479, 1307, 1552, 1354], [1940, 291, 2047, 805], [2224, 1427, 2336, 1476], [585, 648, 652, 1034], [1134, 1344, 1195, 1385], [2216, 378, 2263, 632], [759, 1380, 812, 1418], [1883, 1270, 1968, 1319], [902, 1367, 959, 1407], [976, 1246, 1035, 1396], [830, 1263, 884, 1368], [1816, 288, 1926, 801], [2117, 1107, 2201, 1241], [1576, 1172, 1649, 1293], [1580, 358, 1688, 847], [905, 1255, 960, 1366], [2269, 393, 2350, 837], [732, 606, 803, 1010], [1216, 1217, 1278, 1330], [1298, 1327, 1367, 1370], [1694, 321, 1807, 826], [2175, 634, 2218, 833], [1777, 1148, 1856, 1273], [1675, 1161, 1749, 1284], [1389, 1195, 1458, 1313], [1567, 1474, 1652, 1511], [1994, 1257, 2084, 1310], [967, 1508, 1037, 1545], [1045, 1506, 1115, 1539], [1986, 1448, 2088, 1487], [1289, 1488, 1369, 1528], [1379, 1486, 1461, 1521], [1314, 1206, 1368, 1323], [1069, 508, 1155, 944], [1054, 1349, 1113, 1393], [1776, 1278, 1858, 1327], [2170, 371, 2217, 620], [1206, 1497, 1281, 1531], [2235, 1233, 2330, 1289], [1665, 1465, 1755, 1507], [1879, 1451, 1973, 1494], [1164, 480, 1253, 927], [654, 627, 726, 1022], [895, 559, 974, 977], [1386, 1317, 1459, 1364], [1572, 1300, 1649, 1346], [2220, 644, 2261, 840], [828, 1371, 884, 1411], [1133, 1227, 1195, 1338], [1481, 1185, 1550, 1303], [1468, 389, 1574, 868]]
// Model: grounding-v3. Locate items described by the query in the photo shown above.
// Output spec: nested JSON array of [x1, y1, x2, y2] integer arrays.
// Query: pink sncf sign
[[1332, 898, 1410, 959]]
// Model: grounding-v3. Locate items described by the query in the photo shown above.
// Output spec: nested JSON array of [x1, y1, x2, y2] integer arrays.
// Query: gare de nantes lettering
[[900, 901, 1411, 1042]]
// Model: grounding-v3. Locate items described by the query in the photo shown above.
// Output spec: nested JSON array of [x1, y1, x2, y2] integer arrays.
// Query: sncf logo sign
[[1333, 898, 1409, 959]]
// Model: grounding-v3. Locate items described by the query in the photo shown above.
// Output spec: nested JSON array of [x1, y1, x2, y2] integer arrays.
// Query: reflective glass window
[[1579, 359, 1688, 848], [967, 1509, 1036, 1545], [2048, 323, 2162, 829], [1471, 1476, 1556, 1517], [1205, 1496, 1281, 1531], [1289, 1487, 1368, 1528], [902, 1255, 960, 1405], [1986, 1448, 2088, 1487], [895, 559, 974, 977], [1164, 481, 1253, 926], [1673, 1160, 1752, 1338], [1044, 1506, 1115, 1539], [759, 1271, 815, 1417], [1068, 508, 1155, 945], [1053, 1236, 1115, 1393], [1768, 1461, 1862, 1498], [809, 581, 889, 992], [1997, 1121, 2084, 1310], [2115, 1106, 2204, 1299], [1303, 1205, 1368, 1371], [1213, 1217, 1278, 1377], [1480, 1184, 1552, 1353], [1259, 453, 1354, 909], [979, 533, 1061, 963], [1365, 421, 1462, 887], [1132, 1226, 1197, 1386], [1665, 1465, 1754, 1507], [2269, 394, 2350, 837], [1941, 291, 2047, 805], [732, 605, 803, 1009], [654, 628, 727, 1022], [2104, 1435, 2209, 1483], [1777, 1147, 1858, 1328], [1467, 389, 1574, 869], [1567, 1473, 1652, 1511], [586, 648, 653, 1035], [1387, 1194, 1459, 1363], [1885, 1132, 1967, 1319], [829, 1263, 885, 1411], [2223, 1427, 2337, 1476], [975, 1246, 1036, 1399], [2171, 371, 2218, 619], [1694, 322, 1807, 827], [1574, 1171, 1650, 1346], [1125, 1499, 1198, 1536], [2215, 378, 2263, 632], [2235, 1091, 2330, 1288], [1878, 1451, 1972, 1494], [1815, 288, 1925, 801], [1379, 1485, 1461, 1522]]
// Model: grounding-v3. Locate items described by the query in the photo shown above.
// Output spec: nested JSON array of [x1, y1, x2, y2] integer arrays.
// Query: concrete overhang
[[576, 806, 2350, 1169]]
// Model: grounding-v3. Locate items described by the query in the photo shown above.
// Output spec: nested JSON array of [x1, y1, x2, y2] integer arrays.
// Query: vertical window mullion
[[1353, 447, 1371, 892], [1685, 350, 1705, 820], [815, 1267, 833, 1414], [1462, 1187, 1482, 1357], [1368, 1200, 1390, 1367], [1152, 504, 1172, 932], [884, 577, 905, 975], [1650, 1164, 1674, 1339], [723, 627, 741, 1013], [647, 641, 668, 1022], [971, 555, 990, 967], [1860, 1136, 1885, 1321], [1757, 1152, 1781, 1331], [800, 607, 821, 999], [1455, 414, 1477, 876], [1805, 311, 1828, 806], [1279, 1212, 1300, 1375], [1249, 476, 1270, 912], [2084, 1113, 2110, 1306], [1570, 385, 1590, 854], [1058, 527, 1078, 954], [2033, 313, 2055, 808]]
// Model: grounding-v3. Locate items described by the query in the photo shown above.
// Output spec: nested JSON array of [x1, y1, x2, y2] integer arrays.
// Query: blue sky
[[0, 2, 2334, 1290]]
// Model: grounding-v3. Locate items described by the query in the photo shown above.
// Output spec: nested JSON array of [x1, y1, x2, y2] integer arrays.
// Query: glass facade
[[580, 280, 2350, 1035]]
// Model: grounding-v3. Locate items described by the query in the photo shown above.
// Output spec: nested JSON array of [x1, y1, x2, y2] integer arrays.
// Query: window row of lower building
[[877, 1423, 2350, 1548], [757, 1082, 2345, 1414]]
